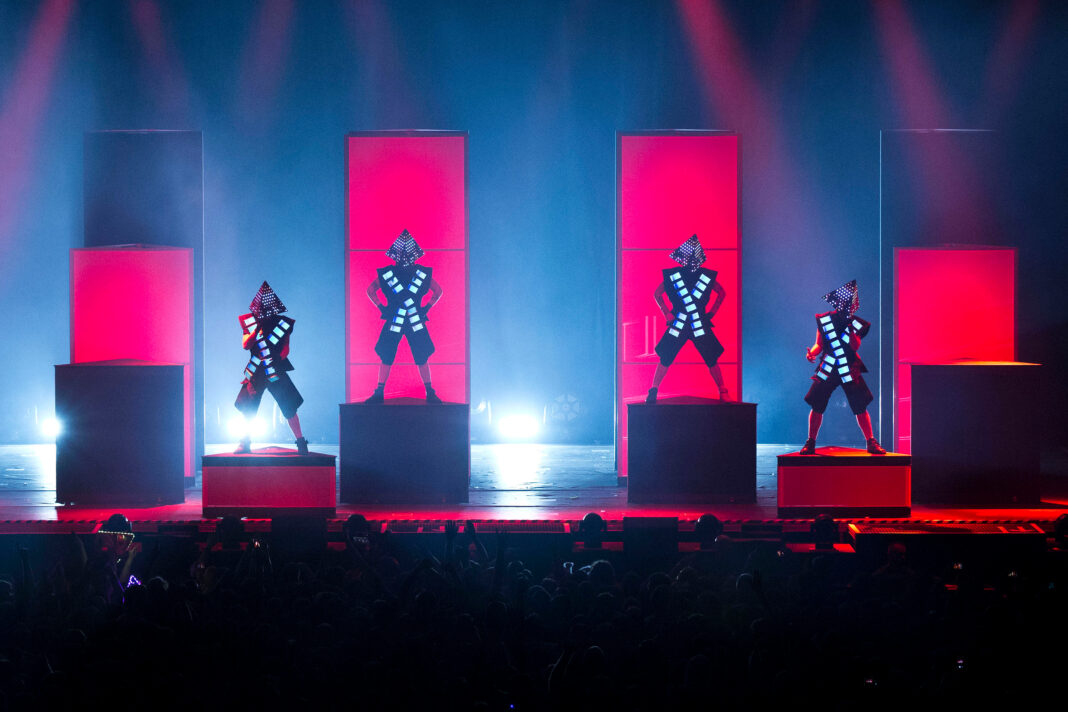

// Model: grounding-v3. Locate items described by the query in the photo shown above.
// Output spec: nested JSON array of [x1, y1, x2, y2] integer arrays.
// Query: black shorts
[[374, 324, 435, 365], [235, 370, 304, 419], [654, 328, 724, 368], [804, 374, 873, 415]]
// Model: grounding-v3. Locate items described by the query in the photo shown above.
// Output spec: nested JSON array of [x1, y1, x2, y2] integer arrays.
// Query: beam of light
[[40, 417, 63, 439], [673, 0, 826, 254], [236, 0, 295, 130], [979, 0, 1040, 126], [0, 0, 77, 250], [497, 414, 540, 441], [872, 0, 955, 128], [872, 1, 993, 240], [128, 0, 191, 119], [343, 0, 422, 125], [228, 415, 266, 438]]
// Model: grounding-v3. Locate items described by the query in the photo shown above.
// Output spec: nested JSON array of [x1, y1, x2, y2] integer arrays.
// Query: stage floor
[[1, 443, 1066, 527]]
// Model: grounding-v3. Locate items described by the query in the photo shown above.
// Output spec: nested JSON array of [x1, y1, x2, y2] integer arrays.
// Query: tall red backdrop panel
[[70, 246, 194, 480], [894, 247, 1015, 453], [617, 133, 741, 477], [345, 133, 468, 403]]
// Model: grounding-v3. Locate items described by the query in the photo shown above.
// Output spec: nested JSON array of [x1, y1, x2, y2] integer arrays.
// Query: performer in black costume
[[234, 281, 308, 454], [646, 234, 730, 403], [365, 230, 444, 403], [799, 280, 885, 455]]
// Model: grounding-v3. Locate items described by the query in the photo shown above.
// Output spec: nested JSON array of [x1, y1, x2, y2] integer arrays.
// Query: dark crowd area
[[1, 513, 1066, 710]]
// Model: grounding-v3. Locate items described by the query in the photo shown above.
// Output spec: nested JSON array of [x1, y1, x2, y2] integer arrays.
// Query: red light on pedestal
[[894, 247, 1015, 453], [617, 133, 742, 478], [70, 246, 194, 481], [345, 133, 468, 403]]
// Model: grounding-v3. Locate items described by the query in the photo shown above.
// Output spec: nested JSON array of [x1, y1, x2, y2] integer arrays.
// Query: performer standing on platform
[[234, 281, 308, 454], [646, 234, 729, 403], [800, 280, 886, 455], [364, 229, 444, 403]]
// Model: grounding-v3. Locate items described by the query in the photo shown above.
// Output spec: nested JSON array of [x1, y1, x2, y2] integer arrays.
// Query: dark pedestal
[[911, 362, 1041, 506], [55, 361, 184, 505], [202, 447, 336, 517], [340, 399, 470, 504], [777, 446, 911, 517], [627, 397, 756, 504]]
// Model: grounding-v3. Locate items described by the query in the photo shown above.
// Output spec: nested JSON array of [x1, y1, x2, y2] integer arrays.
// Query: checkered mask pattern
[[823, 280, 859, 316], [386, 229, 425, 267], [249, 281, 287, 320], [668, 234, 707, 272]]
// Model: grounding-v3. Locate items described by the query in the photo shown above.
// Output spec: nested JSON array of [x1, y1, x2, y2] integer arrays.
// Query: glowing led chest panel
[[382, 268, 429, 334], [241, 315, 293, 383], [666, 271, 712, 339], [816, 314, 863, 383]]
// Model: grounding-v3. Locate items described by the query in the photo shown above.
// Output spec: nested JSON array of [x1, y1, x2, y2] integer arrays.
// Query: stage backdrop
[[617, 132, 742, 477], [70, 245, 194, 481], [83, 130, 204, 470], [894, 246, 1016, 453], [879, 129, 1013, 443], [345, 132, 469, 404]]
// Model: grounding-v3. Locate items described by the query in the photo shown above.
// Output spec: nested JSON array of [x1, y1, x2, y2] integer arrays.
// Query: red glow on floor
[[617, 133, 741, 478], [894, 247, 1015, 452], [70, 246, 195, 480], [345, 134, 468, 403]]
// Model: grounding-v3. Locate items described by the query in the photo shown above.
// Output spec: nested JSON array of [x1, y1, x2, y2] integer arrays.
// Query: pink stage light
[[894, 247, 1015, 453], [980, 0, 1040, 125], [128, 0, 191, 118], [71, 246, 196, 481], [345, 133, 468, 404], [236, 0, 295, 129], [617, 133, 742, 478], [0, 0, 76, 247]]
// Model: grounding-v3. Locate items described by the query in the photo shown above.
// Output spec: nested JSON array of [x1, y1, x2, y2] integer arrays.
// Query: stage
[[2, 443, 1065, 534]]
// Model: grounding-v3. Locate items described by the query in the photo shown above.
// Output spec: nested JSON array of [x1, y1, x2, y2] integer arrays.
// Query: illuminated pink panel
[[620, 134, 739, 249], [894, 247, 1015, 453], [347, 249, 467, 366], [617, 133, 741, 478], [620, 250, 739, 366], [345, 133, 468, 402], [346, 135, 466, 251], [70, 246, 194, 480]]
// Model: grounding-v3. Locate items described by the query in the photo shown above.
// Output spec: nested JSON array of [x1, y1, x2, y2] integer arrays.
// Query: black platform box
[[55, 360, 184, 505], [340, 399, 470, 504], [911, 362, 1041, 506], [627, 397, 756, 503]]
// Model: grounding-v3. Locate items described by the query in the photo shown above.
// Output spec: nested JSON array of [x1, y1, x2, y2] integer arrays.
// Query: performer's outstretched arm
[[709, 281, 726, 318], [425, 277, 443, 311], [806, 330, 821, 361], [366, 278, 384, 311], [653, 283, 671, 319]]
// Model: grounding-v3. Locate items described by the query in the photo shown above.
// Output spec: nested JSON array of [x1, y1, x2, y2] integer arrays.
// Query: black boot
[[424, 385, 442, 404], [799, 438, 817, 455], [364, 384, 384, 404], [234, 438, 251, 454], [866, 438, 886, 455], [295, 437, 309, 455], [646, 387, 658, 404]]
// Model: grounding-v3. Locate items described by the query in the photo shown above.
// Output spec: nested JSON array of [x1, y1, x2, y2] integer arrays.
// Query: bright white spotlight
[[249, 417, 267, 437], [41, 417, 62, 439], [227, 415, 248, 438], [228, 415, 267, 438], [497, 414, 540, 440]]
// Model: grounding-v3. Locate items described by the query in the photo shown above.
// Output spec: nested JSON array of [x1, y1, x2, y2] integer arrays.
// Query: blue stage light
[[41, 417, 62, 439], [497, 414, 539, 440]]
